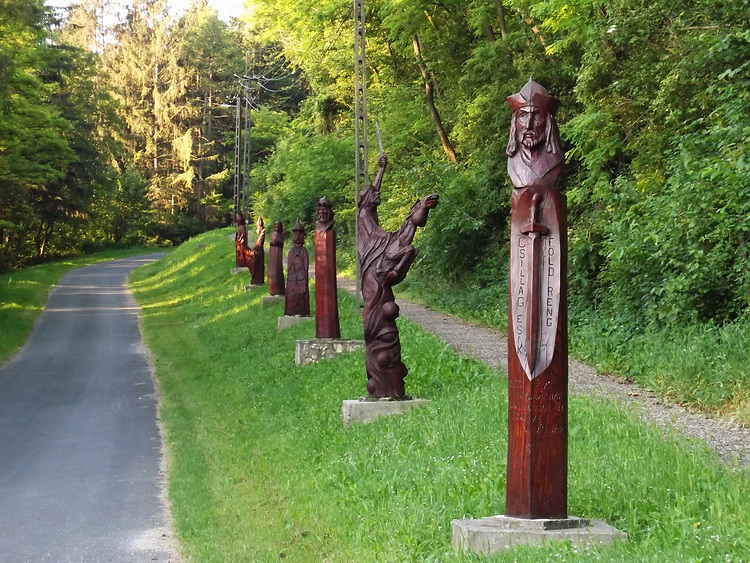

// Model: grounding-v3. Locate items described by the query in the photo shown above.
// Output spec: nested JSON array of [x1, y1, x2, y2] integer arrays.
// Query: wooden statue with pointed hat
[[285, 220, 310, 317]]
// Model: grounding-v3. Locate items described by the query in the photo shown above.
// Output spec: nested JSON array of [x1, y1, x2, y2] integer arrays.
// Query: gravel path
[[339, 279, 750, 469]]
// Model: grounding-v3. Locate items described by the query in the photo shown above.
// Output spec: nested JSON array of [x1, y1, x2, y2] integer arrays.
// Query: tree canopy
[[1, 0, 748, 329]]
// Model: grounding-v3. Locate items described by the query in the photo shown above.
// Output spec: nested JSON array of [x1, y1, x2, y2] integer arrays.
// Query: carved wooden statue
[[235, 214, 250, 268], [505, 78, 568, 519], [285, 219, 310, 317], [250, 216, 266, 286], [314, 197, 341, 338], [268, 221, 285, 296], [358, 154, 439, 398]]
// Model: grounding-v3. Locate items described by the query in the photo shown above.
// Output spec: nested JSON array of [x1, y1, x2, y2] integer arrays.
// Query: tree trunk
[[495, 0, 508, 42], [484, 22, 496, 42], [411, 35, 458, 164]]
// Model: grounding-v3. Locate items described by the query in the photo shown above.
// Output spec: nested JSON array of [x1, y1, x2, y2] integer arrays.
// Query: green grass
[[131, 228, 750, 561], [0, 247, 167, 365], [399, 272, 750, 426], [570, 318, 750, 426]]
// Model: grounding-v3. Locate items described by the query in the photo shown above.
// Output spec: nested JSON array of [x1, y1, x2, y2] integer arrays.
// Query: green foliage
[[4, 0, 750, 430], [88, 167, 154, 245], [253, 122, 355, 240], [0, 0, 143, 269], [130, 231, 750, 560], [570, 314, 750, 425], [1, 0, 303, 269], [590, 30, 750, 326]]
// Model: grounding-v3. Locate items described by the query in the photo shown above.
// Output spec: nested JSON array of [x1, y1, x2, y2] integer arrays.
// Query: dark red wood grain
[[314, 199, 340, 339], [268, 221, 285, 296], [506, 187, 568, 519], [505, 79, 568, 519]]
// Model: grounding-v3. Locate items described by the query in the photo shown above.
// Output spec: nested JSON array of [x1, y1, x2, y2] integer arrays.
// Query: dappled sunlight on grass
[[131, 242, 222, 294], [718, 394, 750, 428], [0, 303, 44, 312], [203, 296, 261, 326]]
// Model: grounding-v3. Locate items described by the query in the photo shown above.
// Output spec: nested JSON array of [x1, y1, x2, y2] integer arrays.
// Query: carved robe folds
[[285, 220, 310, 317], [357, 155, 439, 399], [268, 222, 285, 296]]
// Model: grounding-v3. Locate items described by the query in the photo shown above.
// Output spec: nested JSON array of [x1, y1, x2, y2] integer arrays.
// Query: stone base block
[[262, 295, 285, 308], [231, 267, 246, 275], [244, 284, 263, 291], [278, 315, 310, 330], [295, 339, 364, 366], [452, 515, 627, 554], [342, 398, 430, 425]]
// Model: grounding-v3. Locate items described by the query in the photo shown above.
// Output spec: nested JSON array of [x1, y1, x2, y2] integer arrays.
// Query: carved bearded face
[[293, 229, 304, 246], [317, 204, 332, 223], [516, 106, 548, 150]]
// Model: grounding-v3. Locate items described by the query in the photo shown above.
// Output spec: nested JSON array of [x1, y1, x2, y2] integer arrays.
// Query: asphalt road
[[0, 255, 177, 562]]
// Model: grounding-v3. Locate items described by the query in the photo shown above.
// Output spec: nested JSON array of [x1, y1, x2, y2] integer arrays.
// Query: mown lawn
[[129, 228, 750, 561]]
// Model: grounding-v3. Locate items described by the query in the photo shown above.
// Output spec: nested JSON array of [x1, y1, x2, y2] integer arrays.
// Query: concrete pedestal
[[262, 295, 285, 308], [342, 398, 430, 425], [452, 515, 626, 554], [295, 339, 364, 366], [278, 315, 310, 330], [231, 267, 246, 275], [244, 284, 263, 291]]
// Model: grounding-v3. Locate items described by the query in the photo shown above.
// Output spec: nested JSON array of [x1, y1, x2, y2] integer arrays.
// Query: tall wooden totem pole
[[315, 197, 341, 339], [505, 78, 568, 519], [452, 79, 625, 554]]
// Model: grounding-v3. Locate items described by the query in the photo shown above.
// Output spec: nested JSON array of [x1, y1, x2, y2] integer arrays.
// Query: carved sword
[[520, 192, 548, 378]]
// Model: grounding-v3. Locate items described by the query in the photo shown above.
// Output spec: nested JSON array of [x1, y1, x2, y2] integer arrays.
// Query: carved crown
[[507, 78, 561, 115]]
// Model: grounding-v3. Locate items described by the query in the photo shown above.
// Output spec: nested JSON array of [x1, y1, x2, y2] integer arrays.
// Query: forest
[[2, 0, 749, 335]]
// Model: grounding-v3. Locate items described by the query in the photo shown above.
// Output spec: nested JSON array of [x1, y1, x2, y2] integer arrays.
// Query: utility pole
[[242, 95, 252, 216], [235, 73, 256, 219], [233, 96, 241, 222], [354, 0, 368, 311]]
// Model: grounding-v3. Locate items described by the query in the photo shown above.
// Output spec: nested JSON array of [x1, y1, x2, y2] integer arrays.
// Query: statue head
[[317, 197, 333, 221], [506, 78, 562, 161], [273, 221, 283, 232], [316, 197, 334, 231], [292, 219, 305, 246], [236, 213, 245, 225], [255, 216, 264, 232], [358, 184, 380, 209]]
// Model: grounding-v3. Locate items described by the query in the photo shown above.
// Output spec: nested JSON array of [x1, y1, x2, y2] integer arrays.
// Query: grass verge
[[0, 247, 167, 365], [131, 228, 750, 561], [399, 274, 750, 426]]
